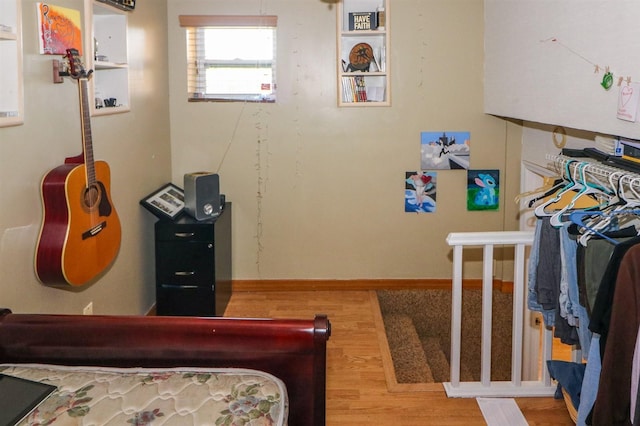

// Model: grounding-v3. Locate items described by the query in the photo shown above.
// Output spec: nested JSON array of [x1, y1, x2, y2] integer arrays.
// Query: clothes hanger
[[570, 209, 640, 245], [534, 159, 581, 218], [548, 162, 589, 226], [575, 170, 640, 244], [608, 176, 640, 232], [576, 171, 626, 245], [569, 210, 622, 245], [513, 176, 562, 205], [524, 179, 565, 208], [619, 176, 640, 209], [549, 162, 613, 227]]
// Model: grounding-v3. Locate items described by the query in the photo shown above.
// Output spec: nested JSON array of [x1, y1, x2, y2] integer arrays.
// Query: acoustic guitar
[[35, 48, 121, 286]]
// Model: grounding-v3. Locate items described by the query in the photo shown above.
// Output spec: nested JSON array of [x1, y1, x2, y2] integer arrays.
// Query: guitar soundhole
[[83, 185, 101, 211]]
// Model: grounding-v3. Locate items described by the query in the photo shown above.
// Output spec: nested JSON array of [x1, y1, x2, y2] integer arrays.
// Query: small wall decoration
[[617, 82, 640, 122], [37, 3, 83, 55], [421, 131, 470, 170], [405, 171, 437, 213], [467, 169, 499, 211]]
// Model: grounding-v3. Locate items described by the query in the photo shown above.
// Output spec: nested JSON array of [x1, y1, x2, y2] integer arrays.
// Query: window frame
[[179, 15, 278, 103]]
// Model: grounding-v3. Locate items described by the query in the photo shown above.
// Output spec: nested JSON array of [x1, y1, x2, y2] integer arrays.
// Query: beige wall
[[0, 0, 171, 314], [0, 0, 523, 316], [167, 0, 520, 281]]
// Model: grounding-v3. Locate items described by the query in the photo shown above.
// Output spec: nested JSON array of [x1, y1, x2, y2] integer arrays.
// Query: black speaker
[[184, 172, 221, 221]]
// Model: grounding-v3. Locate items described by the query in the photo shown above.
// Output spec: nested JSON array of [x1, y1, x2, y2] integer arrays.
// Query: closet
[[526, 152, 640, 425]]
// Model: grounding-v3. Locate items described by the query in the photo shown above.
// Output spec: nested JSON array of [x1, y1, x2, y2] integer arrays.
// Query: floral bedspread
[[1, 364, 288, 426]]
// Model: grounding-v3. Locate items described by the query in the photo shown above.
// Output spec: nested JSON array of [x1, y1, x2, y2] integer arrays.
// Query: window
[[179, 15, 277, 102]]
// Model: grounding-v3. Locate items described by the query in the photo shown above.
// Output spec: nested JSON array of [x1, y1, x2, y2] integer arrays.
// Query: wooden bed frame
[[0, 309, 331, 426]]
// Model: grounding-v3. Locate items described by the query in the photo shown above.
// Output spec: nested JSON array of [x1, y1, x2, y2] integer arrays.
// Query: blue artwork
[[467, 169, 499, 211], [420, 131, 471, 170], [405, 171, 437, 213]]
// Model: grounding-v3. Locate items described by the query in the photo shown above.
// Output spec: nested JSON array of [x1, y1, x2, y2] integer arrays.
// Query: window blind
[[180, 15, 277, 102]]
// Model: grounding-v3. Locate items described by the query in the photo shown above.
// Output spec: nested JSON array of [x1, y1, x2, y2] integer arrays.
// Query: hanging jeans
[[560, 223, 592, 356], [528, 218, 556, 327]]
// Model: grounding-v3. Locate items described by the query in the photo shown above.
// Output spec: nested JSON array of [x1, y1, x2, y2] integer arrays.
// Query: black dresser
[[154, 203, 231, 316]]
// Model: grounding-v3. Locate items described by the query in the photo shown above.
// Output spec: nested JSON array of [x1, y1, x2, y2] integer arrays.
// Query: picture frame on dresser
[[140, 183, 185, 220]]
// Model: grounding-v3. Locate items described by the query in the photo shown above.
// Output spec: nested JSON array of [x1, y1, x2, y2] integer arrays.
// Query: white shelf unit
[[0, 0, 23, 127], [85, 0, 130, 116], [337, 0, 390, 107]]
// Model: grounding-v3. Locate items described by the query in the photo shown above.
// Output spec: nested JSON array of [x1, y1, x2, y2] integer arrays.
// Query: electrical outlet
[[83, 302, 93, 315], [530, 312, 542, 328]]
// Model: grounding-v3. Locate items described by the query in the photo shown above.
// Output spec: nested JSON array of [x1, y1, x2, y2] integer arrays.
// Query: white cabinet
[[85, 0, 129, 115], [0, 0, 23, 127], [337, 0, 390, 107]]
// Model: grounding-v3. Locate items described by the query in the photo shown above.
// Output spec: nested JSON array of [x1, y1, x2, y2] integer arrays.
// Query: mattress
[[0, 364, 288, 426]]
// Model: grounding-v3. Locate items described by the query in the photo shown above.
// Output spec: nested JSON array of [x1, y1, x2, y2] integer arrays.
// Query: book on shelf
[[341, 76, 364, 102], [348, 12, 378, 31], [341, 76, 371, 103]]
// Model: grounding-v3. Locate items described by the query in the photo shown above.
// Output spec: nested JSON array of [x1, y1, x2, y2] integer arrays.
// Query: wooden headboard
[[0, 309, 331, 426]]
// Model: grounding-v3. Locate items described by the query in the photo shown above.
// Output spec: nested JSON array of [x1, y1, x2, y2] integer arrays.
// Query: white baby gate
[[444, 231, 556, 398]]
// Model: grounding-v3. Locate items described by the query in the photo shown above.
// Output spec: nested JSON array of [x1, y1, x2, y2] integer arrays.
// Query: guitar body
[[36, 160, 121, 286]]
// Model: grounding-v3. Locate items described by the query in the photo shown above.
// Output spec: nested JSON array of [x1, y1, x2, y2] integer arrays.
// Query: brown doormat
[[372, 289, 513, 391]]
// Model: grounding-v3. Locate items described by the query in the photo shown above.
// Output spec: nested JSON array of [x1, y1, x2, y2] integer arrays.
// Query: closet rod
[[546, 153, 640, 190]]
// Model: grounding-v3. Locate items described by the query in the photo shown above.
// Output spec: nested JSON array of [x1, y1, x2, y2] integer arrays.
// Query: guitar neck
[[78, 78, 96, 186]]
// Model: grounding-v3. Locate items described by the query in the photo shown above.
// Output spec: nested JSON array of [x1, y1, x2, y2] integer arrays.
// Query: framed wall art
[[37, 3, 83, 55], [467, 169, 499, 211], [140, 183, 185, 220]]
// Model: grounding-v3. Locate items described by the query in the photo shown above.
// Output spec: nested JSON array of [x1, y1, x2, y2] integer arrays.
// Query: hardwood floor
[[224, 289, 574, 425]]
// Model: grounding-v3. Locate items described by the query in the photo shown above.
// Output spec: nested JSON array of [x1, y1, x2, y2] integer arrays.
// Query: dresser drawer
[[155, 241, 214, 286], [155, 221, 214, 242], [156, 284, 216, 316]]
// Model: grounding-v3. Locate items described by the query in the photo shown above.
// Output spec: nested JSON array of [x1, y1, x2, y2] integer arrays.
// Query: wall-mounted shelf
[[337, 0, 390, 107], [84, 0, 130, 116], [0, 0, 23, 127], [0, 29, 16, 40]]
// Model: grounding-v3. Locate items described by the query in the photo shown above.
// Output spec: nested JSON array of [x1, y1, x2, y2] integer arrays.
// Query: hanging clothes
[[631, 326, 640, 424], [589, 236, 640, 358], [536, 217, 562, 311], [591, 242, 640, 425], [527, 216, 581, 344], [577, 334, 602, 426], [528, 155, 640, 424], [527, 217, 557, 327], [576, 229, 637, 316], [560, 223, 591, 354]]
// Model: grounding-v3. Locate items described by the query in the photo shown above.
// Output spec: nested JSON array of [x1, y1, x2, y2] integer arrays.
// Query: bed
[[0, 309, 331, 425]]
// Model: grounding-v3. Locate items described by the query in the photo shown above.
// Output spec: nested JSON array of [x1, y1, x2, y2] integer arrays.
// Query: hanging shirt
[[589, 236, 640, 358], [592, 243, 640, 425]]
